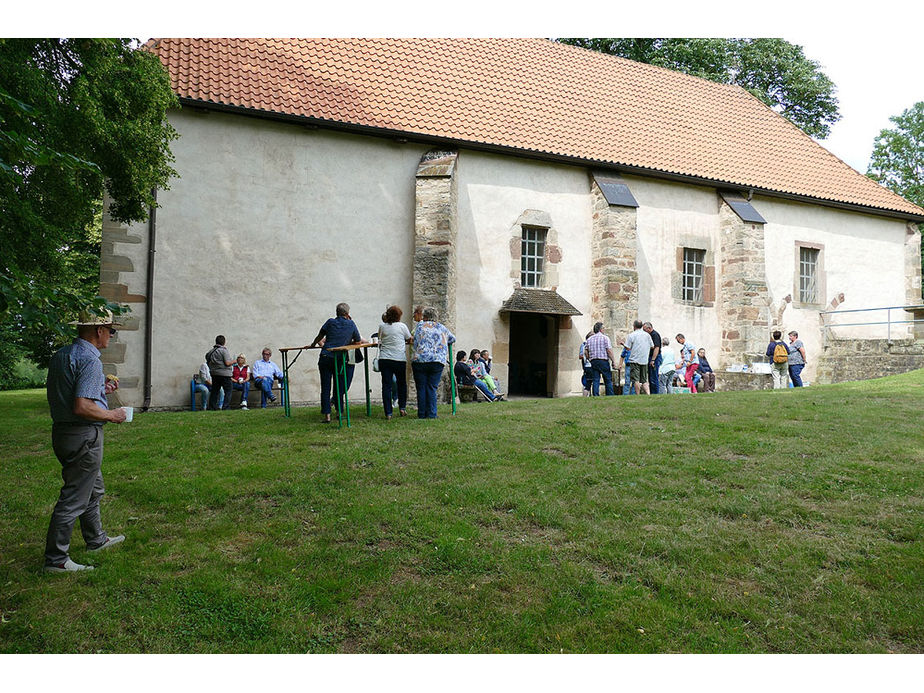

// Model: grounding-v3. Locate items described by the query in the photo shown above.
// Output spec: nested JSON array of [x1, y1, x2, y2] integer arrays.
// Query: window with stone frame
[[793, 241, 825, 307], [520, 226, 546, 288], [672, 244, 715, 306], [799, 247, 819, 303], [682, 247, 706, 302]]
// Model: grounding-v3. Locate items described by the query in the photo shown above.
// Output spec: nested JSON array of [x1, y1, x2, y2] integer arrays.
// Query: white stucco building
[[100, 39, 923, 409]]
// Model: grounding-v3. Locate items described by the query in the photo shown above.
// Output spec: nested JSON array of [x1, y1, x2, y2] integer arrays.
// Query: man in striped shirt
[[584, 321, 617, 396]]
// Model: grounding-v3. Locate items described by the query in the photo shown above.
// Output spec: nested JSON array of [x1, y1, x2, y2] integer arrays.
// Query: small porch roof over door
[[499, 288, 582, 316]]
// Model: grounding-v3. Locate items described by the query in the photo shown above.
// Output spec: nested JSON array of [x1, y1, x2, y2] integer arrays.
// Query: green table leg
[[450, 344, 457, 415], [282, 352, 291, 417], [333, 351, 351, 428], [333, 351, 342, 428], [364, 347, 371, 417]]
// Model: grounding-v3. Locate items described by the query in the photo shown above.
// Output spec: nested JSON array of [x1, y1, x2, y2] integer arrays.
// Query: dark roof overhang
[[499, 288, 582, 316]]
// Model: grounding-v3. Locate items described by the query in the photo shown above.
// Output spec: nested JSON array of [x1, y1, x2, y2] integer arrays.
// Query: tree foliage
[[557, 38, 840, 139], [0, 38, 178, 378], [867, 102, 924, 208], [867, 102, 924, 297]]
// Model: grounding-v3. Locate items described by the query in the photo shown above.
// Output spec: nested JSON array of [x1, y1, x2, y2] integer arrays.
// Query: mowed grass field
[[0, 371, 922, 653]]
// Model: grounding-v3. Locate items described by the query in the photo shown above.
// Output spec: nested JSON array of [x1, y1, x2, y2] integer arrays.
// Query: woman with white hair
[[411, 307, 455, 419], [231, 353, 251, 410]]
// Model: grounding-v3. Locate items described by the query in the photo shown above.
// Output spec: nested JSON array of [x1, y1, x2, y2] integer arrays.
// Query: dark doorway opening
[[508, 312, 558, 397]]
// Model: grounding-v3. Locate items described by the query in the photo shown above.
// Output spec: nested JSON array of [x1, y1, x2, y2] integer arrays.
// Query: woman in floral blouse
[[411, 307, 455, 419]]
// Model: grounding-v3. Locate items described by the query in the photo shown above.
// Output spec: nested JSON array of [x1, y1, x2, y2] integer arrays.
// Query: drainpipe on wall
[[142, 189, 157, 412]]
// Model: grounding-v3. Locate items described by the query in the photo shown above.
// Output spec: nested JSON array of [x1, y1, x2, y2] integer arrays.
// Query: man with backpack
[[766, 330, 790, 389]]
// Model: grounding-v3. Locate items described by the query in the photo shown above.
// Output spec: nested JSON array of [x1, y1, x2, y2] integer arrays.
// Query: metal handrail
[[820, 304, 924, 344]]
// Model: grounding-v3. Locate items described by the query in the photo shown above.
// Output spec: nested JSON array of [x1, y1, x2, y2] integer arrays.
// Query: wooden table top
[[279, 342, 377, 353], [328, 342, 376, 352]]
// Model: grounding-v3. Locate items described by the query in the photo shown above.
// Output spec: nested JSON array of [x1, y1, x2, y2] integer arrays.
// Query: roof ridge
[[148, 37, 924, 220], [547, 38, 751, 94]]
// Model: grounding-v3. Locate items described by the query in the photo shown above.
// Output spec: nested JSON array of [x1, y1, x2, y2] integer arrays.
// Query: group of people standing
[[308, 302, 464, 422], [580, 320, 809, 396], [579, 319, 715, 395]]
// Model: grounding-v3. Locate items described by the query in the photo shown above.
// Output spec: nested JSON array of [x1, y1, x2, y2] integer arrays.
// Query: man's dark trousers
[[590, 358, 614, 396], [649, 354, 663, 393]]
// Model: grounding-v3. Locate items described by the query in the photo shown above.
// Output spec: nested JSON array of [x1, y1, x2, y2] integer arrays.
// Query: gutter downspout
[[142, 188, 157, 411]]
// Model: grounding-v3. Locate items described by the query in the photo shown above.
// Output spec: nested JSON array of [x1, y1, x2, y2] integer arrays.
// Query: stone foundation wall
[[815, 338, 924, 384], [716, 371, 774, 391]]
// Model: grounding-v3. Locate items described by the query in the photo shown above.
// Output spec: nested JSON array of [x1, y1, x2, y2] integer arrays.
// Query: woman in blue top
[[308, 302, 361, 423], [411, 307, 455, 419]]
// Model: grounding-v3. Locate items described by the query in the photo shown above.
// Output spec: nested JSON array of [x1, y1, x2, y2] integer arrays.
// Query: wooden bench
[[190, 377, 286, 410], [457, 384, 478, 403]]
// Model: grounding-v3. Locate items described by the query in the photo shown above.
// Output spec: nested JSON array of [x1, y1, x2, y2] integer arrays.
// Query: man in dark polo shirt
[[44, 309, 127, 572], [643, 322, 662, 394]]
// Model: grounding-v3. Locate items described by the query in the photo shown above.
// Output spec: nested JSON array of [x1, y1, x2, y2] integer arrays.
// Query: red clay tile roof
[[146, 38, 924, 220]]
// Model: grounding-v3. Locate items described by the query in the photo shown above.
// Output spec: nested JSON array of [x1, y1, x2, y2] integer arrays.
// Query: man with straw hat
[[44, 307, 127, 573]]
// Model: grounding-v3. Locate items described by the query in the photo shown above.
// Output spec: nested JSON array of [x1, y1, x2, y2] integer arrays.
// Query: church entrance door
[[507, 312, 559, 397]]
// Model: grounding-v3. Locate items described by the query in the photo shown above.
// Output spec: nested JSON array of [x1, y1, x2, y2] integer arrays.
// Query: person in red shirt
[[232, 354, 251, 410]]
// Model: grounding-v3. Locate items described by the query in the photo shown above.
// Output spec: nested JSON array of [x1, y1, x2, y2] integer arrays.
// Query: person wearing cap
[[44, 308, 127, 573]]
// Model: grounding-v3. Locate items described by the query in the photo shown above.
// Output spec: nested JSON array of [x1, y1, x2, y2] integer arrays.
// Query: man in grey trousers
[[44, 308, 127, 572]]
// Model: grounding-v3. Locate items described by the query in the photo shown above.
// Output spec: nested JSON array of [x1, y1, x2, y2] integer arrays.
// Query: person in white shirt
[[193, 362, 218, 410], [624, 319, 654, 394], [657, 338, 677, 394], [378, 305, 413, 419]]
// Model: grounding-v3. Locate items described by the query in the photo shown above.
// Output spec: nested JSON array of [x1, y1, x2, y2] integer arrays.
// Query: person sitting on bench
[[252, 347, 285, 408], [232, 354, 251, 410], [454, 350, 496, 402], [469, 348, 503, 399]]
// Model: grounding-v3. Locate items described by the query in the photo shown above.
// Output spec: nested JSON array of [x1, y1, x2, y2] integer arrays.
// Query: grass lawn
[[0, 371, 922, 653]]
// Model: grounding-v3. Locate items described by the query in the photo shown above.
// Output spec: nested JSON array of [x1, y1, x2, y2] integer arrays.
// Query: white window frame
[[520, 226, 546, 288], [682, 247, 705, 303], [799, 246, 820, 304]]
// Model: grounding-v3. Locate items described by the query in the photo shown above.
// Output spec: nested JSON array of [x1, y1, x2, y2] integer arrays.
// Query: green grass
[[1, 372, 922, 653]]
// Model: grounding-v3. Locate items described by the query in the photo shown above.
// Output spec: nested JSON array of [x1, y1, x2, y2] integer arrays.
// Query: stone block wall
[[718, 201, 771, 367], [98, 198, 147, 406], [716, 371, 774, 391], [815, 338, 924, 384], [413, 150, 458, 402], [906, 222, 922, 304], [590, 179, 638, 334]]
